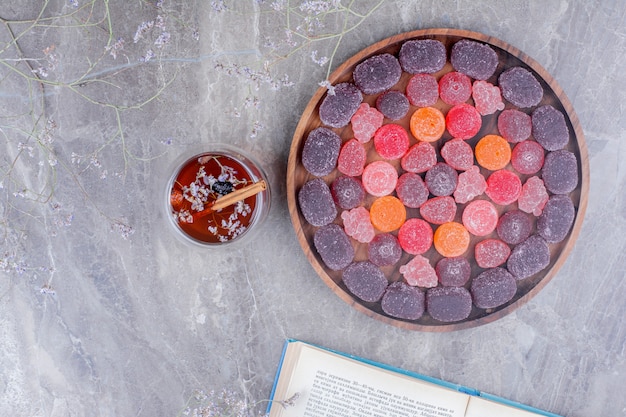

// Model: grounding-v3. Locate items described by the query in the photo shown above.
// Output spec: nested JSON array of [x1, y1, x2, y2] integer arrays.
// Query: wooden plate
[[286, 29, 589, 331]]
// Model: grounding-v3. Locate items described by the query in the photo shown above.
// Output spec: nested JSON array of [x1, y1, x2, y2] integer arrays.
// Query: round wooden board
[[287, 29, 589, 331]]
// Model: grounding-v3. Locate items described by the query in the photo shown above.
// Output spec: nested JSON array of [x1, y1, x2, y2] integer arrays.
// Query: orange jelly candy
[[370, 196, 407, 232], [475, 134, 511, 170], [409, 107, 445, 142], [433, 222, 470, 257]]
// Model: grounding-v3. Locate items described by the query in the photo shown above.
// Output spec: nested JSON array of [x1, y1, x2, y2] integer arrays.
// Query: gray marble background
[[1, 0, 624, 416]]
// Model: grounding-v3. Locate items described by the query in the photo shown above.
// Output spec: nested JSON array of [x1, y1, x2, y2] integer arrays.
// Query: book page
[[465, 396, 547, 417], [269, 342, 469, 417]]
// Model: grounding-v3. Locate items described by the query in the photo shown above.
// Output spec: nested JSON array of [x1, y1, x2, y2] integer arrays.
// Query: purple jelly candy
[[313, 224, 354, 271], [542, 150, 578, 194], [507, 234, 550, 280], [426, 286, 473, 322], [353, 53, 402, 95], [498, 109, 532, 143], [298, 178, 337, 227], [425, 163, 458, 197], [496, 210, 533, 245], [381, 282, 425, 320], [435, 257, 471, 287], [470, 267, 517, 309], [301, 127, 341, 176], [319, 82, 363, 128], [450, 39, 498, 81], [331, 176, 365, 210], [537, 194, 575, 243], [399, 39, 446, 74], [396, 172, 429, 209], [532, 105, 570, 151], [342, 261, 388, 302], [499, 67, 543, 108], [368, 233, 402, 267], [376, 90, 410, 120]]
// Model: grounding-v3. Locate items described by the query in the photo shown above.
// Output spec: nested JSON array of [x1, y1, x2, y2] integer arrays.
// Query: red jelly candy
[[518, 176, 549, 216], [446, 103, 482, 140], [351, 103, 384, 143], [498, 109, 532, 143], [399, 254, 438, 288], [485, 170, 522, 206], [405, 73, 439, 107], [454, 165, 487, 204], [331, 175, 365, 210], [475, 238, 511, 268], [362, 160, 398, 197], [441, 138, 474, 171], [368, 233, 402, 267], [438, 71, 472, 105], [398, 218, 433, 255], [341, 206, 375, 243], [511, 140, 544, 175], [401, 142, 437, 173], [462, 199, 498, 236], [374, 123, 410, 160], [396, 172, 429, 208], [337, 138, 366, 177], [472, 80, 505, 116], [419, 196, 457, 225]]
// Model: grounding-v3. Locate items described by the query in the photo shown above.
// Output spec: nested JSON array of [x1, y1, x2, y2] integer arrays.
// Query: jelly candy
[[462, 199, 498, 237], [410, 107, 446, 142], [313, 224, 354, 271], [498, 67, 543, 108], [368, 233, 403, 267], [362, 160, 398, 197], [537, 194, 575, 243], [433, 222, 470, 257], [341, 206, 375, 243], [475, 134, 511, 171], [319, 82, 363, 128], [399, 39, 446, 74], [485, 170, 522, 206], [470, 267, 517, 309], [399, 254, 438, 288], [376, 90, 410, 121], [542, 150, 578, 194], [497, 109, 532, 143], [337, 138, 366, 177], [518, 176, 549, 216], [507, 234, 550, 280], [374, 123, 410, 160], [396, 172, 429, 209], [381, 282, 425, 320], [425, 162, 458, 197], [405, 74, 439, 108], [441, 138, 474, 171], [342, 261, 388, 302], [472, 80, 505, 115], [445, 103, 482, 140], [298, 178, 337, 227], [331, 175, 365, 210], [401, 142, 437, 173], [419, 196, 457, 225], [351, 103, 384, 143], [511, 140, 544, 175], [301, 127, 341, 176], [436, 257, 471, 287], [450, 39, 498, 80], [438, 71, 472, 105], [474, 238, 511, 268], [353, 53, 402, 95], [398, 218, 434, 255], [496, 210, 532, 245], [532, 105, 569, 151], [454, 165, 487, 204], [426, 286, 472, 322], [370, 195, 406, 232]]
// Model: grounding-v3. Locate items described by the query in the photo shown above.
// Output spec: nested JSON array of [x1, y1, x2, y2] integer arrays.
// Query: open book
[[267, 340, 562, 417]]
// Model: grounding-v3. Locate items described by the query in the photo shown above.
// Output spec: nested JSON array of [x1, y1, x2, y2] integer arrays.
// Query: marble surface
[[1, 1, 624, 416]]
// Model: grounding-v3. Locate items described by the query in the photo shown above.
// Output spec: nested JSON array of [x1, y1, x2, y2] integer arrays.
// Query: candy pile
[[298, 37, 579, 324]]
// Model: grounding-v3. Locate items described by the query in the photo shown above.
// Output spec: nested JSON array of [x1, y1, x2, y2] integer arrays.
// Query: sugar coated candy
[[450, 39, 498, 81], [341, 207, 375, 243], [331, 175, 365, 210], [485, 170, 522, 206], [396, 172, 429, 209], [426, 286, 472, 322], [399, 254, 438, 288], [401, 142, 437, 173], [362, 160, 398, 197], [499, 67, 543, 108], [511, 140, 544, 175], [445, 103, 482, 140], [410, 107, 446, 142], [425, 162, 458, 197], [475, 134, 511, 171], [353, 53, 402, 95], [313, 224, 354, 271], [381, 282, 425, 320], [462, 199, 499, 236], [433, 222, 470, 257], [439, 72, 472, 106], [368, 233, 402, 267], [472, 80, 505, 115], [470, 267, 517, 309], [436, 257, 471, 287], [374, 123, 410, 160], [441, 138, 474, 171], [406, 74, 439, 108], [370, 196, 406, 232], [398, 218, 433, 255], [351, 103, 384, 143], [419, 196, 457, 225], [532, 105, 569, 151], [298, 178, 337, 227], [319, 82, 363, 128], [399, 39, 446, 74], [507, 234, 550, 280], [337, 138, 366, 177], [301, 127, 341, 176], [537, 194, 575, 243], [454, 165, 487, 204], [342, 261, 388, 302], [376, 90, 410, 120], [518, 176, 549, 216], [496, 210, 533, 245], [542, 150, 578, 194], [475, 239, 511, 268], [498, 109, 532, 143]]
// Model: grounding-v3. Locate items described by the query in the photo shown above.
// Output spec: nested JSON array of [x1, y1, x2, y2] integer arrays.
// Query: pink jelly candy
[[485, 170, 522, 206], [441, 138, 475, 171], [498, 109, 532, 143], [398, 218, 433, 255], [381, 282, 425, 320], [425, 162, 458, 197], [419, 196, 457, 225], [454, 165, 487, 204], [426, 286, 472, 322], [376, 90, 410, 120], [475, 238, 511, 268], [511, 140, 545, 175], [518, 176, 549, 216], [337, 138, 366, 177], [496, 210, 533, 245], [351, 103, 384, 143], [374, 123, 410, 160], [341, 207, 375, 243], [462, 199, 499, 236], [399, 255, 438, 288], [401, 142, 437, 173], [362, 160, 398, 197], [396, 172, 429, 208], [331, 175, 365, 210], [405, 73, 439, 107], [472, 80, 505, 116], [435, 257, 471, 287], [439, 71, 472, 105], [319, 82, 363, 128], [368, 233, 403, 267], [471, 267, 517, 309], [446, 103, 482, 140], [342, 261, 388, 302]]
